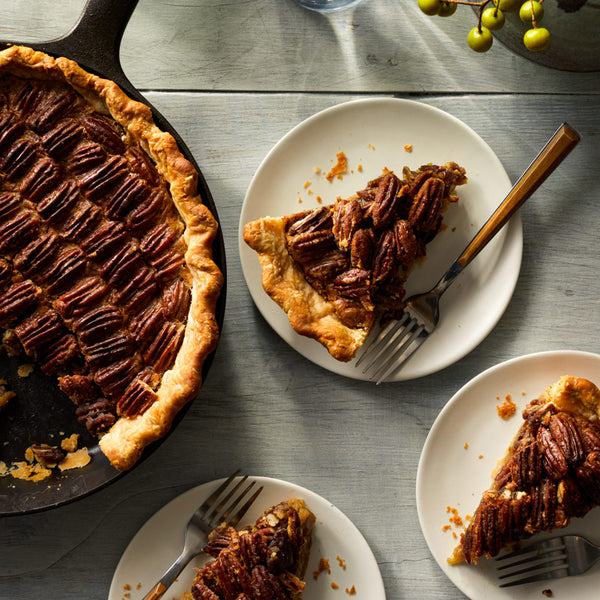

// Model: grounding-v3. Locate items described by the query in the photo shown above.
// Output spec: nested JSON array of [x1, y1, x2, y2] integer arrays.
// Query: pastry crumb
[[326, 152, 347, 181], [542, 589, 553, 597], [337, 555, 346, 569], [464, 442, 468, 449], [313, 557, 331, 580], [17, 363, 35, 377], [58, 447, 91, 471], [404, 144, 413, 152], [497, 394, 517, 419], [346, 585, 357, 595], [331, 582, 339, 589]]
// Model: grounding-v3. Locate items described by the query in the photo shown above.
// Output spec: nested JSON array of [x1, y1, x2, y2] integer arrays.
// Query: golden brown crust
[[243, 216, 368, 362], [0, 46, 223, 470]]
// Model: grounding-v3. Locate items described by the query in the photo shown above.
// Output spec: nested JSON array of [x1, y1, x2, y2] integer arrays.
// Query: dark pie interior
[[185, 499, 315, 600], [452, 376, 600, 565], [0, 47, 222, 471]]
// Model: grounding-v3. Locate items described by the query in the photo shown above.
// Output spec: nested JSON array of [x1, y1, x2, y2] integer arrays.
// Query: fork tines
[[355, 313, 426, 384], [496, 538, 569, 587], [198, 471, 263, 530]]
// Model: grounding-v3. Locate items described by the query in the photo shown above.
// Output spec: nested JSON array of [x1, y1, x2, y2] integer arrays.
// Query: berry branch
[[417, 0, 590, 52]]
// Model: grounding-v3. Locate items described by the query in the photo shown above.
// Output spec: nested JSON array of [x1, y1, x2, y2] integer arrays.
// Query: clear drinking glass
[[292, 0, 364, 12]]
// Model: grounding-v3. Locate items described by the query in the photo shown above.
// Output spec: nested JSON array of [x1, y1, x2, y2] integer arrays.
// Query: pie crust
[[184, 498, 315, 600], [0, 46, 223, 471], [452, 375, 600, 565], [243, 164, 466, 362]]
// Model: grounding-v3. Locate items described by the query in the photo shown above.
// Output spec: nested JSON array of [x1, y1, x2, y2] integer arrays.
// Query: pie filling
[[185, 499, 315, 600], [452, 375, 600, 565], [0, 47, 222, 470], [244, 162, 466, 361]]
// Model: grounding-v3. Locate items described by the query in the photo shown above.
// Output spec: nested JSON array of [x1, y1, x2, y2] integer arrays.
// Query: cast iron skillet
[[0, 0, 226, 515]]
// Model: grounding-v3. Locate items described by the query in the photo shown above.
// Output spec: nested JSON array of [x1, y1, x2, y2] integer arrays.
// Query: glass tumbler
[[292, 0, 364, 12]]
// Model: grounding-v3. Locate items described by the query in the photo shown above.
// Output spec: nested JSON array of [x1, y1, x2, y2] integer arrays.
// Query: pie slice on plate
[[0, 46, 223, 470], [243, 163, 467, 362], [452, 375, 600, 565], [183, 498, 315, 600]]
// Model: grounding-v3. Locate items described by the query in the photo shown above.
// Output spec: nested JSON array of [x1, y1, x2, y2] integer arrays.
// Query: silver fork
[[356, 122, 580, 384], [496, 535, 600, 587], [142, 471, 263, 600]]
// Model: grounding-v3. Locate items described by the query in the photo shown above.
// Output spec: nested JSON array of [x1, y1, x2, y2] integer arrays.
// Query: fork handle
[[457, 122, 580, 268], [141, 546, 197, 600]]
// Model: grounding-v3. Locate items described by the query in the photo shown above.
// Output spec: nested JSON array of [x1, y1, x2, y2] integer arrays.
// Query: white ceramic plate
[[416, 350, 600, 600], [239, 98, 522, 381], [109, 476, 385, 600]]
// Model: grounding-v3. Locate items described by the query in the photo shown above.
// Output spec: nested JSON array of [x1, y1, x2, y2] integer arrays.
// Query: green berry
[[493, 0, 520, 12], [468, 26, 494, 52], [437, 1, 457, 16], [418, 0, 441, 15], [523, 27, 550, 50], [481, 7, 505, 30], [519, 0, 544, 23]]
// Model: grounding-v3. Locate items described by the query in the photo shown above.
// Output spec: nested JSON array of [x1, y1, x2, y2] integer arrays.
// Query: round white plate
[[416, 350, 600, 600], [109, 476, 385, 600], [239, 98, 522, 381]]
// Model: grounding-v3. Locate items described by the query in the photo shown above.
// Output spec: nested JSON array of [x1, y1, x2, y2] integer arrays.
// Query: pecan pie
[[451, 375, 600, 565], [0, 46, 223, 470], [183, 498, 315, 600], [243, 163, 466, 361]]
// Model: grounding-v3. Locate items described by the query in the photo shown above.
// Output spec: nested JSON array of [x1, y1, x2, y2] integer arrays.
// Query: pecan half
[[372, 230, 397, 285], [537, 426, 569, 480], [41, 119, 83, 157], [0, 280, 40, 327], [82, 113, 125, 154], [394, 219, 419, 265], [30, 444, 65, 466], [371, 172, 404, 228], [36, 180, 81, 224], [350, 227, 376, 270], [19, 157, 60, 202], [549, 413, 584, 464], [303, 251, 348, 285], [332, 197, 363, 251], [117, 377, 158, 417], [0, 191, 21, 220], [287, 229, 335, 264], [510, 441, 541, 488], [332, 268, 371, 300], [286, 206, 332, 237], [557, 475, 589, 518], [15, 309, 63, 355], [75, 397, 116, 435], [408, 176, 445, 232]]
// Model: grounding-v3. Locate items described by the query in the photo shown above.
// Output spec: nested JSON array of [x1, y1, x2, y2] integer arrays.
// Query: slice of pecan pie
[[451, 375, 600, 565], [0, 46, 223, 470], [243, 163, 466, 361], [183, 498, 315, 600]]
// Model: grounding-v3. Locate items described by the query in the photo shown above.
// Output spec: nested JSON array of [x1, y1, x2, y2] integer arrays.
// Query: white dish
[[416, 350, 600, 600], [109, 475, 385, 600], [239, 98, 523, 381]]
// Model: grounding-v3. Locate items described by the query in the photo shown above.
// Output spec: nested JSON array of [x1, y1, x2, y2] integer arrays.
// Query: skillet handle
[[15, 0, 139, 92]]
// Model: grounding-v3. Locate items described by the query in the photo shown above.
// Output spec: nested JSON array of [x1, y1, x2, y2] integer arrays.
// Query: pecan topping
[[68, 142, 106, 175], [99, 243, 144, 285], [163, 278, 191, 321], [549, 413, 584, 464], [37, 180, 81, 223], [58, 374, 100, 406], [557, 475, 588, 518], [286, 206, 332, 237], [58, 201, 102, 242], [288, 230, 335, 264], [408, 176, 445, 232], [83, 332, 134, 369], [371, 172, 404, 228], [41, 120, 83, 157], [19, 157, 60, 202], [80, 220, 129, 261], [332, 198, 363, 251], [129, 302, 164, 348], [44, 248, 87, 294], [0, 113, 24, 152], [94, 357, 139, 398], [0, 191, 21, 220], [54, 277, 109, 319], [265, 529, 294, 574], [0, 259, 12, 290], [26, 87, 76, 133], [394, 219, 419, 265], [538, 426, 569, 480], [149, 249, 185, 281], [0, 138, 38, 180], [82, 113, 126, 154], [350, 227, 375, 270], [39, 333, 79, 375], [510, 441, 541, 488], [0, 211, 40, 252], [303, 251, 348, 286], [117, 377, 158, 417], [13, 233, 61, 278], [15, 309, 63, 355], [111, 266, 158, 312], [126, 188, 168, 232], [372, 230, 397, 285], [75, 397, 116, 435], [0, 280, 40, 327], [140, 223, 179, 258], [79, 154, 128, 199], [126, 147, 160, 186], [143, 322, 185, 372], [332, 268, 372, 303], [105, 175, 149, 220]]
